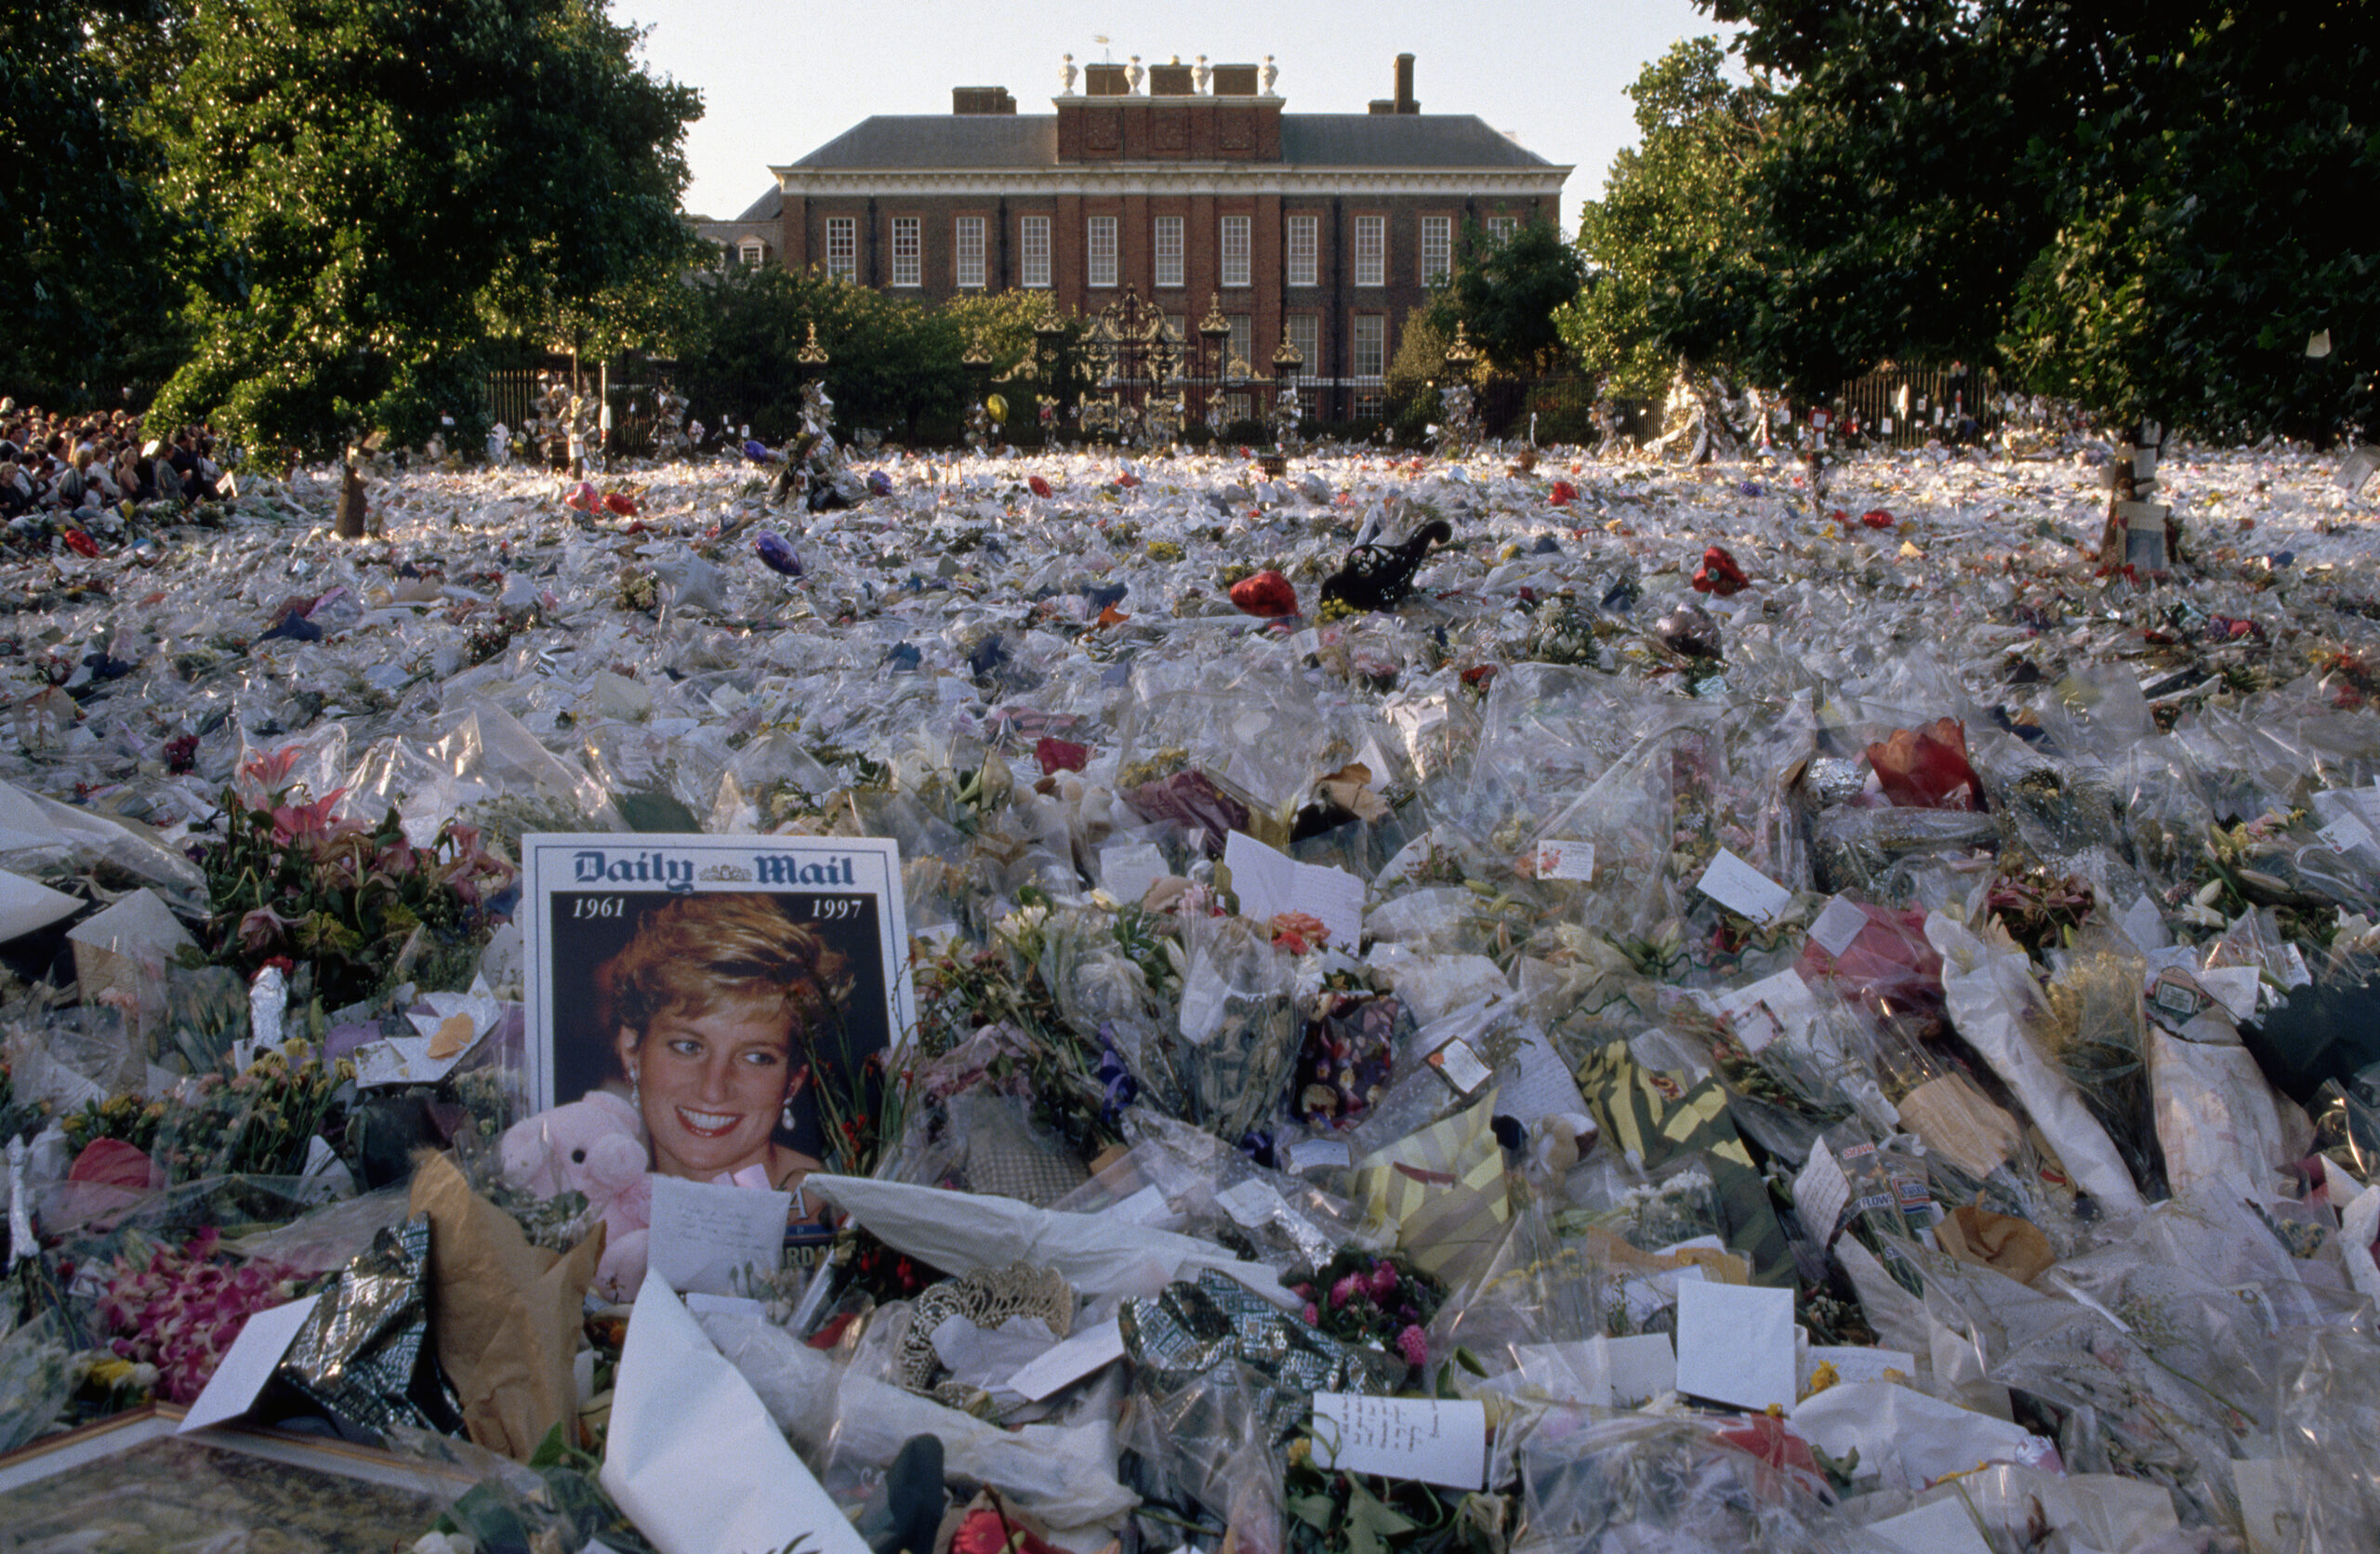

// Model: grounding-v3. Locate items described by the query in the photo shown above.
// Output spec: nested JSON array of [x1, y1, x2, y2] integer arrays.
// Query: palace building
[[694, 53, 1570, 420]]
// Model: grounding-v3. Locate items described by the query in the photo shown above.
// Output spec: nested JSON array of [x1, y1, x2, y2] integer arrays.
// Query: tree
[[0, 0, 190, 397], [674, 270, 1066, 443], [1703, 0, 2377, 440], [1555, 37, 1775, 402], [149, 0, 703, 455], [1425, 219, 1587, 375]]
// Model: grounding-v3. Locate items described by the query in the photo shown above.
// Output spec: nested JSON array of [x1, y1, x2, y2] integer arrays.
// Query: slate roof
[[783, 113, 1554, 171], [792, 116, 1060, 170], [729, 186, 784, 223]]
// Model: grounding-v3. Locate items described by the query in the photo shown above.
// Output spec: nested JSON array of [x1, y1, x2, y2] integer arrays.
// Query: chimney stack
[[1395, 53, 1418, 113], [953, 86, 1016, 114]]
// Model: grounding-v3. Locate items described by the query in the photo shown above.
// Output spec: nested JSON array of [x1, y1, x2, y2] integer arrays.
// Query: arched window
[[738, 239, 766, 268]]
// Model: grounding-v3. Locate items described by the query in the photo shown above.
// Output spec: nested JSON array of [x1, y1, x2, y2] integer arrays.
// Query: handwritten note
[[1793, 1145, 1853, 1245], [1694, 848, 1792, 925], [1223, 831, 1365, 951], [180, 1295, 322, 1432], [647, 1175, 790, 1297], [1310, 1393, 1488, 1490], [1801, 1344, 1916, 1390]]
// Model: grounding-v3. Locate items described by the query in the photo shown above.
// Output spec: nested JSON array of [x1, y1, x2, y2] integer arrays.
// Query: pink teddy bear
[[499, 1090, 651, 1299]]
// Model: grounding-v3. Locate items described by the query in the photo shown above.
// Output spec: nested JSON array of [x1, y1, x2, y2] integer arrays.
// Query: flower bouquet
[[1290, 1248, 1448, 1384]]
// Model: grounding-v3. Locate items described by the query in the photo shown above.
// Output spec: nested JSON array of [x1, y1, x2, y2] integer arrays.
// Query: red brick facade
[[698, 57, 1569, 418]]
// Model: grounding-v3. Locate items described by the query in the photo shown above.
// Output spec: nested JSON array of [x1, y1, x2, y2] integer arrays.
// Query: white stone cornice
[[769, 165, 1572, 199]]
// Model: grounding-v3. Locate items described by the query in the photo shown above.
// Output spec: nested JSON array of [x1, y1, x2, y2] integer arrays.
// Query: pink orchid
[[269, 787, 350, 846]]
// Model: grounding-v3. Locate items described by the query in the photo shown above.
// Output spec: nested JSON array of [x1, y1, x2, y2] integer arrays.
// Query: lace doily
[[893, 1260, 1075, 1407]]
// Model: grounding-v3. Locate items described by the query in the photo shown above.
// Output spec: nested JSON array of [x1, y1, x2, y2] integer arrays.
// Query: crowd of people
[[0, 398, 232, 522]]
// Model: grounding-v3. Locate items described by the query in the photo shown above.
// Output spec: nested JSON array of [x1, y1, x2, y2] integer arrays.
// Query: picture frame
[[520, 833, 917, 1171], [0, 1404, 470, 1549]]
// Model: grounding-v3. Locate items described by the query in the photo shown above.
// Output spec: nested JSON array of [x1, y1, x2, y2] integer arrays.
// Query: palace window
[[1020, 217, 1050, 287]]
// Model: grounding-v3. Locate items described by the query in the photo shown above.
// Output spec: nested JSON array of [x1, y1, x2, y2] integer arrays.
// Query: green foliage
[[149, 0, 703, 456], [197, 774, 515, 1009], [1556, 37, 1775, 400], [0, 0, 191, 396], [1385, 308, 1455, 440], [1704, 0, 2377, 439], [1426, 219, 1587, 375], [676, 268, 1064, 442]]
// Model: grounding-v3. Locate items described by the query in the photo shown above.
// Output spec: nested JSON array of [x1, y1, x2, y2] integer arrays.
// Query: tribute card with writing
[[1309, 1394, 1488, 1490]]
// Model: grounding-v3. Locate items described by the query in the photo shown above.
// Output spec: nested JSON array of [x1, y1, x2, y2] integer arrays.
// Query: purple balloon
[[754, 530, 803, 577]]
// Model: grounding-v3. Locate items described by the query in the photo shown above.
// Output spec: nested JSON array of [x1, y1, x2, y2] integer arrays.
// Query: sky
[[622, 0, 1724, 232]]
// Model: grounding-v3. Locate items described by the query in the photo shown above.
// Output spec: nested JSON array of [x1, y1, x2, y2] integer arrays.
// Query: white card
[[1223, 831, 1365, 951], [1793, 1146, 1853, 1245], [1287, 1137, 1353, 1173], [1510, 1334, 1676, 1408], [1533, 838, 1595, 881], [1808, 896, 1870, 959], [1104, 1183, 1172, 1223], [1100, 841, 1172, 904], [1695, 848, 1792, 925], [1217, 1177, 1292, 1228], [647, 1175, 790, 1297], [1673, 1280, 1796, 1413], [1492, 1027, 1591, 1126], [1426, 1037, 1494, 1096], [2319, 813, 2376, 856], [179, 1295, 323, 1432], [1310, 1393, 1488, 1490], [1007, 1318, 1126, 1402], [1801, 1344, 1917, 1389], [1865, 1497, 1996, 1554]]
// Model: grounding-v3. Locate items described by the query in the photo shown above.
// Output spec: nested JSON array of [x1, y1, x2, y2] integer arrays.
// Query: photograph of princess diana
[[525, 836, 913, 1186]]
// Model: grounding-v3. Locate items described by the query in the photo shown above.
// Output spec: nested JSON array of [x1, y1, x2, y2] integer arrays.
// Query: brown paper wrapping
[[409, 1152, 603, 1460], [1936, 1204, 2056, 1287]]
